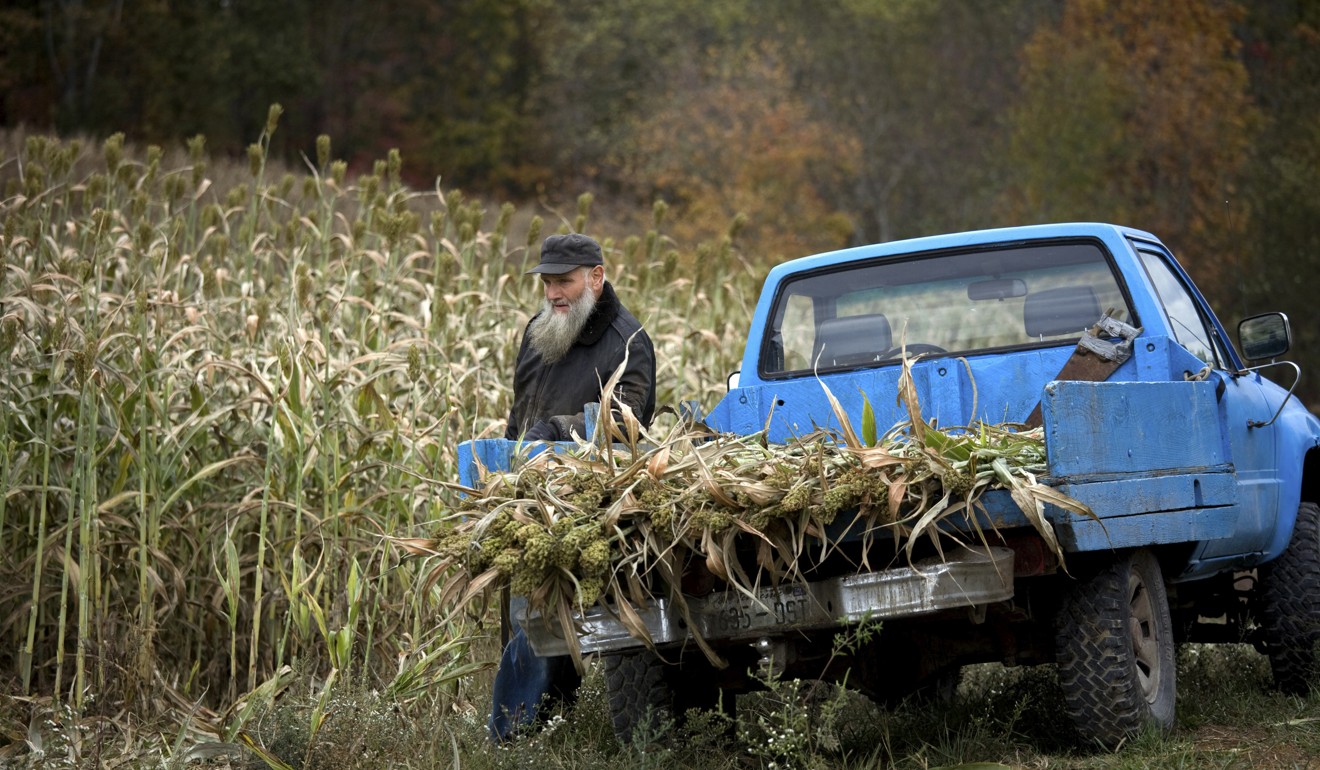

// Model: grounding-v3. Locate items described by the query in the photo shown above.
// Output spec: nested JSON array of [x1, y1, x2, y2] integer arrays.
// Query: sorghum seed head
[[86, 174, 107, 202], [76, 338, 97, 386], [130, 190, 148, 221], [652, 198, 668, 228], [496, 202, 513, 236], [24, 164, 46, 197], [208, 232, 229, 261], [53, 146, 75, 178], [265, 103, 283, 137], [25, 135, 48, 163], [0, 316, 20, 352], [407, 345, 422, 382], [296, 264, 313, 306], [103, 133, 125, 175], [435, 250, 455, 283], [92, 208, 112, 235], [729, 212, 747, 240], [525, 216, 542, 251], [362, 175, 380, 201], [136, 221, 153, 252], [201, 203, 221, 229], [165, 174, 186, 202]]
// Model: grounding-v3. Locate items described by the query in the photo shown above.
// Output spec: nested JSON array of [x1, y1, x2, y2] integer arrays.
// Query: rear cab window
[[760, 240, 1135, 377]]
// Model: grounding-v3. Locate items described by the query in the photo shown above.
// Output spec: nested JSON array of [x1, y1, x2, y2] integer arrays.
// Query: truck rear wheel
[[1258, 501, 1320, 695], [1054, 549, 1175, 748], [603, 648, 722, 745]]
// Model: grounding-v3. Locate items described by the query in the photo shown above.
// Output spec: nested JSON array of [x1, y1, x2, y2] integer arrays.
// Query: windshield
[[761, 240, 1133, 376]]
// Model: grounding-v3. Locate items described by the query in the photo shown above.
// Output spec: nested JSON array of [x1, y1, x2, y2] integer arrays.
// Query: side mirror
[[1238, 312, 1291, 361]]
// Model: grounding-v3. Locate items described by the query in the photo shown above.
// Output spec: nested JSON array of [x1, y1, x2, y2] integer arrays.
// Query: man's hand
[[520, 420, 559, 442]]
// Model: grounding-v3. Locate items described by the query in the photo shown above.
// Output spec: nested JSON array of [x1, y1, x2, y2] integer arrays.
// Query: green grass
[[1, 118, 1318, 769], [155, 645, 1313, 770]]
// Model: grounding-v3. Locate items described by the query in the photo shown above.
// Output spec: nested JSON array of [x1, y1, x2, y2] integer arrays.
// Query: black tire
[[1258, 501, 1320, 695], [603, 648, 722, 745], [1054, 549, 1176, 748], [604, 649, 671, 745]]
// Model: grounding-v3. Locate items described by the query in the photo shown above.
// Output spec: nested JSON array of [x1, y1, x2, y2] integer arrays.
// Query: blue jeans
[[489, 613, 580, 741]]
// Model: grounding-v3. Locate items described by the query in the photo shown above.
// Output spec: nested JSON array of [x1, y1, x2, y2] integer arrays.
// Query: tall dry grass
[[0, 108, 763, 760]]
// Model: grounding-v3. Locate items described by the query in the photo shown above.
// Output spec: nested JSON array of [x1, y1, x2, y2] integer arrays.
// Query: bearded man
[[490, 232, 656, 741], [504, 232, 656, 444]]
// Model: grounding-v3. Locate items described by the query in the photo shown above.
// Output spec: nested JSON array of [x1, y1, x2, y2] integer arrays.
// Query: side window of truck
[[1136, 250, 1227, 368], [779, 294, 816, 371]]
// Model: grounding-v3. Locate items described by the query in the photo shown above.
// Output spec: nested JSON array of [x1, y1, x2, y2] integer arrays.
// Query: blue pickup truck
[[460, 222, 1320, 748]]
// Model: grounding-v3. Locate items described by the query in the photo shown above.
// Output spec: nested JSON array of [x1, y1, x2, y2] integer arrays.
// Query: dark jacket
[[505, 281, 656, 440]]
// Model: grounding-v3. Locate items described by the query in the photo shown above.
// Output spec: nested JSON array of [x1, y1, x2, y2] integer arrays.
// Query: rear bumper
[[517, 545, 1015, 657]]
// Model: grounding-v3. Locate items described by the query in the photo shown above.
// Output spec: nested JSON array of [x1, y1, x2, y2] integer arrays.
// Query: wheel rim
[[1128, 570, 1163, 703]]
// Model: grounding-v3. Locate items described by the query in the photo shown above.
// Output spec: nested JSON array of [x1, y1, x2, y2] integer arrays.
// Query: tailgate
[[1030, 379, 1238, 551]]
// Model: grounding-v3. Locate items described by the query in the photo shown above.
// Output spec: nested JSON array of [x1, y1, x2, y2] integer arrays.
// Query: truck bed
[[458, 378, 1239, 557]]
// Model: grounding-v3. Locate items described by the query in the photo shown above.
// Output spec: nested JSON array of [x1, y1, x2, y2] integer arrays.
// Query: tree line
[[4, 0, 1319, 403]]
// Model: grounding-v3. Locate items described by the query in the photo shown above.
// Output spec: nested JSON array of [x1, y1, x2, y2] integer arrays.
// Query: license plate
[[703, 583, 828, 635]]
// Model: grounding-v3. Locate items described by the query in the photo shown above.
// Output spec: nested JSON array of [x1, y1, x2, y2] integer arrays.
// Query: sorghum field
[[2, 115, 1319, 769]]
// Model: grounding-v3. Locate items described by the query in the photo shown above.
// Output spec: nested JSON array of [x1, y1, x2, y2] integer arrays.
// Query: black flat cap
[[526, 233, 603, 275]]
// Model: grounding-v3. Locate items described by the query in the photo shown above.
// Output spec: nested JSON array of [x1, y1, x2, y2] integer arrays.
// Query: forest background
[[3, 0, 1320, 767], [4, 0, 1319, 402]]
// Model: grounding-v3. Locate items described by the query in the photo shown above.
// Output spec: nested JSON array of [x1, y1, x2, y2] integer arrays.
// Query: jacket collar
[[575, 281, 620, 346]]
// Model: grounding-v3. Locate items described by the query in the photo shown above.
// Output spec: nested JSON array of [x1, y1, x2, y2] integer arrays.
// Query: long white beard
[[526, 289, 598, 363]]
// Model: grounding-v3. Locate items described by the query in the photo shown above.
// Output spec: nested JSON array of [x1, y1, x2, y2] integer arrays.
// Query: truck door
[[1134, 246, 1280, 560]]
